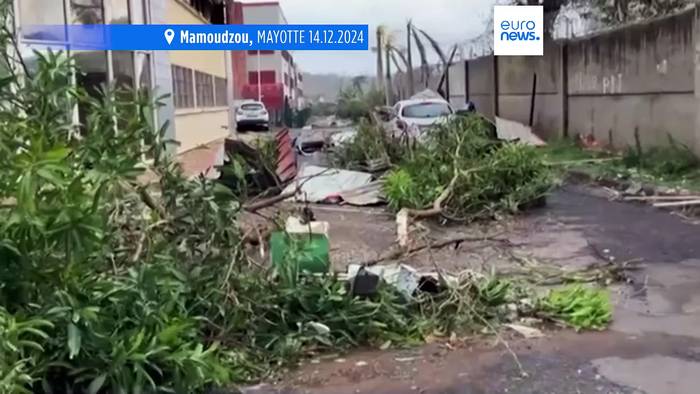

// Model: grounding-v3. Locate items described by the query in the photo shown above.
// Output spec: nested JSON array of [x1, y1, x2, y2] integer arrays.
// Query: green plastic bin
[[270, 231, 330, 282]]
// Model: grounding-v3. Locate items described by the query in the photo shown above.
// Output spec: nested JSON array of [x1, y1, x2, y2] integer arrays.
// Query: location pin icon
[[164, 29, 175, 45]]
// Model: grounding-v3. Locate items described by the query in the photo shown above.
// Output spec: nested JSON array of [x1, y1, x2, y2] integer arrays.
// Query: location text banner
[[22, 24, 369, 51]]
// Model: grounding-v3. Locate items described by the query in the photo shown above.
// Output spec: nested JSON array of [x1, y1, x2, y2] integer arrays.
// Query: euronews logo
[[499, 20, 540, 41], [494, 5, 543, 56]]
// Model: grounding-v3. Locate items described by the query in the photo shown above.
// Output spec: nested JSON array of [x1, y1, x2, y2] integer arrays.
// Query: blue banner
[[22, 24, 369, 51]]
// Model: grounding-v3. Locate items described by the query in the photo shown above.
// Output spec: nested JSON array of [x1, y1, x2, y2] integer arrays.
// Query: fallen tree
[[377, 115, 554, 245]]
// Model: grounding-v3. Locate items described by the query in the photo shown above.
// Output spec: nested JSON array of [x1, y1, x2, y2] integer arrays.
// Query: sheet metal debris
[[495, 117, 546, 146], [283, 165, 373, 203], [338, 180, 384, 206]]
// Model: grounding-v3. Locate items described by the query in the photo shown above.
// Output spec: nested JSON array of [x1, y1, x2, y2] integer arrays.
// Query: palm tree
[[411, 27, 430, 88], [406, 20, 414, 96], [351, 75, 367, 93]]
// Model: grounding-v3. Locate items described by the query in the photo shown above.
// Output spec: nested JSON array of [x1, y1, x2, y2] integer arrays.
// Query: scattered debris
[[495, 117, 546, 146], [504, 323, 545, 339], [282, 165, 374, 203], [653, 199, 700, 208], [338, 180, 384, 206]]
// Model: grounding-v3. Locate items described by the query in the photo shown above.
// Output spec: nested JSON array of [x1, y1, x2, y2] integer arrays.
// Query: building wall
[[167, 0, 229, 153], [242, 3, 285, 24], [245, 52, 284, 81], [229, 1, 247, 100], [453, 7, 699, 153]]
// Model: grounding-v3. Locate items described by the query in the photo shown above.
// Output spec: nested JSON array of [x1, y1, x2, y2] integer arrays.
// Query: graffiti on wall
[[573, 72, 624, 94]]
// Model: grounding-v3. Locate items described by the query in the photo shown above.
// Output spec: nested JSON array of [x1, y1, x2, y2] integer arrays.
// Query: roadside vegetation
[[541, 137, 700, 192]]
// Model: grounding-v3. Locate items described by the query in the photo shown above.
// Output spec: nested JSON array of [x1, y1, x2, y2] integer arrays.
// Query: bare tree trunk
[[376, 28, 385, 102], [385, 47, 393, 105], [406, 21, 414, 97]]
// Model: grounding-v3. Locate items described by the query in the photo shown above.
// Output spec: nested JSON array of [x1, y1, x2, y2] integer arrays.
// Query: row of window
[[20, 0, 147, 40], [172, 65, 227, 109]]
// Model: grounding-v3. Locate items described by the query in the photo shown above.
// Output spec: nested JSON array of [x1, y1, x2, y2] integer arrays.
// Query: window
[[130, 0, 148, 24], [172, 65, 194, 109], [247, 50, 274, 55], [195, 71, 214, 107], [135, 53, 151, 90], [401, 102, 453, 118], [214, 77, 227, 107], [112, 51, 135, 88], [241, 103, 263, 111], [74, 50, 108, 96], [109, 0, 130, 24], [20, 0, 67, 41], [247, 71, 276, 85], [71, 0, 105, 24]]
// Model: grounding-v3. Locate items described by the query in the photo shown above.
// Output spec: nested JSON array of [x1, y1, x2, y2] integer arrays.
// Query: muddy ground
[[236, 181, 700, 394]]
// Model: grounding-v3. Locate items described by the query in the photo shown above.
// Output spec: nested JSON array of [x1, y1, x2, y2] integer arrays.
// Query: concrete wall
[[468, 56, 495, 119], [497, 41, 562, 139], [567, 9, 695, 149], [452, 7, 700, 154], [448, 61, 467, 108], [167, 0, 229, 153]]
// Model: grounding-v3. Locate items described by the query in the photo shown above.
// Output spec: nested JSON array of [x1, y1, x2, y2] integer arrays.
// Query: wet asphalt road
[[228, 184, 700, 394]]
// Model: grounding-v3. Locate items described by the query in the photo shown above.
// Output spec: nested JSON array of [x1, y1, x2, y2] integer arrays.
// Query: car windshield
[[402, 102, 452, 118], [241, 104, 263, 111]]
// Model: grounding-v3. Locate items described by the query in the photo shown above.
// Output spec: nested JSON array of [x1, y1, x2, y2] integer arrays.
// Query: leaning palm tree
[[414, 27, 447, 67], [411, 27, 430, 88], [406, 20, 414, 96]]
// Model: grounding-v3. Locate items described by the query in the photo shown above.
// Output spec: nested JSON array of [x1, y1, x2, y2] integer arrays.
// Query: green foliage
[[0, 308, 52, 394], [541, 136, 700, 191], [335, 86, 384, 122], [541, 285, 612, 331], [589, 0, 687, 24], [330, 120, 404, 170], [622, 137, 700, 178], [384, 169, 431, 211], [382, 115, 554, 220]]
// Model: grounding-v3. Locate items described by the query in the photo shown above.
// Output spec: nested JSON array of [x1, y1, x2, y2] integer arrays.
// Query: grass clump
[[541, 136, 700, 191], [540, 285, 612, 331]]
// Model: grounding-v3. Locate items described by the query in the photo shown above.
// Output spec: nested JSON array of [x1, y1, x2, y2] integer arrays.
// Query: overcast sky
[[241, 0, 497, 75]]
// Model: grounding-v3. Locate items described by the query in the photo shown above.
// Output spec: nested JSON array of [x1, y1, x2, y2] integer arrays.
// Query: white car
[[391, 98, 454, 138], [236, 101, 270, 132]]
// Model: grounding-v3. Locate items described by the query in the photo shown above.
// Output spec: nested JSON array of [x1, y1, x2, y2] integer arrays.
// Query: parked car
[[236, 101, 269, 132], [390, 98, 454, 138]]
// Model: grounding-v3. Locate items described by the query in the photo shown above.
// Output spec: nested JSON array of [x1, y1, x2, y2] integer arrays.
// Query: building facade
[[13, 0, 232, 170], [228, 1, 304, 124]]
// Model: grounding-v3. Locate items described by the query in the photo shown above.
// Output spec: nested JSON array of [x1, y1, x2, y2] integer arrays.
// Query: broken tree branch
[[652, 199, 700, 208], [362, 232, 507, 267]]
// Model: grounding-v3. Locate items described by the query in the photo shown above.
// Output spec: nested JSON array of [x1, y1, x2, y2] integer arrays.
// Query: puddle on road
[[593, 355, 700, 394]]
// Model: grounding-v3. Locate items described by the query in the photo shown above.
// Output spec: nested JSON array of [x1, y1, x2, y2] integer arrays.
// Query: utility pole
[[406, 21, 414, 96], [257, 50, 262, 102], [376, 28, 385, 102]]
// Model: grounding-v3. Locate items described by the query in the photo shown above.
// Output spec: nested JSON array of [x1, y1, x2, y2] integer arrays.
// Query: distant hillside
[[302, 73, 375, 102]]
